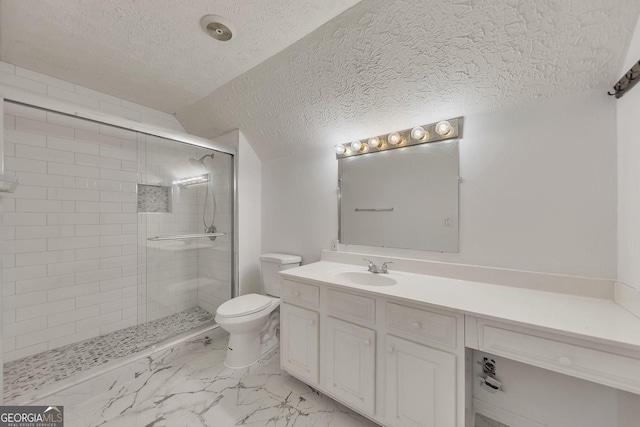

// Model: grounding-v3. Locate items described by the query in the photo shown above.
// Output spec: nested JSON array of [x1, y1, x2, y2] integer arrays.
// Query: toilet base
[[224, 332, 279, 369], [216, 299, 281, 369]]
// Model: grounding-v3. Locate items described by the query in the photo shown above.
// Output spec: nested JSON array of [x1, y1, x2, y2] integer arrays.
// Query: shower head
[[188, 153, 215, 168]]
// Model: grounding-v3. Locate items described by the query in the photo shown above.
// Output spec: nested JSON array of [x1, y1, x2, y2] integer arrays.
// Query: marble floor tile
[[63, 333, 378, 427], [10, 324, 504, 426]]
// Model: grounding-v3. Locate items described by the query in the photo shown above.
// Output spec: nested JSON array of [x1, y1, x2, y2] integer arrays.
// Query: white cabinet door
[[325, 316, 376, 416], [385, 335, 456, 427], [280, 303, 319, 384]]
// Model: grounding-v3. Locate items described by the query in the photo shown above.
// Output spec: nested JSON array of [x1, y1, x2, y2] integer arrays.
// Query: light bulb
[[388, 132, 403, 145], [368, 136, 382, 148], [351, 140, 364, 151], [435, 120, 453, 137], [411, 126, 429, 141], [335, 145, 346, 155]]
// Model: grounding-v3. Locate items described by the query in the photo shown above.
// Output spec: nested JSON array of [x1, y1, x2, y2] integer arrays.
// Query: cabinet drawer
[[386, 302, 457, 348], [481, 325, 640, 394], [327, 289, 375, 325], [282, 280, 319, 308]]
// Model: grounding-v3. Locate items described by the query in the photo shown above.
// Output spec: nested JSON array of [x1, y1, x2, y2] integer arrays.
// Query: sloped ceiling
[[0, 0, 361, 113], [177, 0, 640, 161]]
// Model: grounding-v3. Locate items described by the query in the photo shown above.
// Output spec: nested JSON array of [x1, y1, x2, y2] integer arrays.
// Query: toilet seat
[[216, 293, 273, 318]]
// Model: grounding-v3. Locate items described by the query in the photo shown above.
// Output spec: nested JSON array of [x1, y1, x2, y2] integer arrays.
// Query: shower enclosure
[[137, 133, 234, 341], [0, 98, 235, 403]]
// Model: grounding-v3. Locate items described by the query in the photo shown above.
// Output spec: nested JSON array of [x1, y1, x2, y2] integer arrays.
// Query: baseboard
[[615, 282, 640, 319]]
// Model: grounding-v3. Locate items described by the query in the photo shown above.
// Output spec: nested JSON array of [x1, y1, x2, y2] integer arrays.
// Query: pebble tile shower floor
[[4, 306, 214, 403]]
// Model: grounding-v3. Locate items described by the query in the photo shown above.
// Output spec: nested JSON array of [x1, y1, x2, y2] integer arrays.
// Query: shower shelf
[[147, 232, 225, 241]]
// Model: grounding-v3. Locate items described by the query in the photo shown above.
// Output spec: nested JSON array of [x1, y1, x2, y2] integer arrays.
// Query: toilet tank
[[260, 253, 302, 297]]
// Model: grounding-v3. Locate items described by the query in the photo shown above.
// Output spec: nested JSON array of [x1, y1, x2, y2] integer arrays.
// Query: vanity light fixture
[[411, 126, 428, 141], [368, 136, 383, 149], [387, 132, 403, 145], [172, 174, 209, 186], [435, 120, 454, 137], [350, 140, 368, 153], [335, 117, 461, 159]]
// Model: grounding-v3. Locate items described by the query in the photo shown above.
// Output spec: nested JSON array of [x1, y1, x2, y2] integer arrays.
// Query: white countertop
[[280, 261, 640, 351]]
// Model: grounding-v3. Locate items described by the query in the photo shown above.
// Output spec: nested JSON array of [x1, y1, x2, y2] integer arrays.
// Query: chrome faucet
[[364, 259, 393, 274]]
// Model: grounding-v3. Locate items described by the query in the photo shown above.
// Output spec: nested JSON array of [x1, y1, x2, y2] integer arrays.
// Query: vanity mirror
[[338, 140, 459, 252]]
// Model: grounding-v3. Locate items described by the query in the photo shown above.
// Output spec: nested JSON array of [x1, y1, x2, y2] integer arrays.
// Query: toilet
[[215, 253, 302, 368]]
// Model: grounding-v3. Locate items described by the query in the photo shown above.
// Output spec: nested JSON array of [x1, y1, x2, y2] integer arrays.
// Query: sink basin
[[331, 271, 398, 287]]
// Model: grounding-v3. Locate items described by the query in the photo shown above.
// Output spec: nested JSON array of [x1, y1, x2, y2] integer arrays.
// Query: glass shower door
[[137, 134, 233, 345]]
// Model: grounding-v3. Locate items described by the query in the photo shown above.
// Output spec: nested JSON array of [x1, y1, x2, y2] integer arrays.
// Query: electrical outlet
[[330, 239, 339, 251], [443, 218, 453, 227]]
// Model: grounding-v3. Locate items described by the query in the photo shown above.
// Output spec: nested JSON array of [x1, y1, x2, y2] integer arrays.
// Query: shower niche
[[137, 184, 171, 213]]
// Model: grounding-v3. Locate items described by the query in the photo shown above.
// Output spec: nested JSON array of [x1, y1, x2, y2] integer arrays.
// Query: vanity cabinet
[[280, 260, 640, 427], [385, 335, 456, 427], [326, 316, 376, 415], [280, 280, 465, 427], [280, 303, 319, 385]]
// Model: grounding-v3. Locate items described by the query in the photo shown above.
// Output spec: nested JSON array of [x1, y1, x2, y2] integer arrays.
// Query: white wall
[[618, 16, 640, 291], [262, 89, 618, 279], [616, 15, 640, 318], [237, 131, 262, 295], [262, 145, 338, 265]]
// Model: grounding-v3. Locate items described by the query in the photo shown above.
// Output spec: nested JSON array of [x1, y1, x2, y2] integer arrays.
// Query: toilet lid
[[216, 294, 273, 318]]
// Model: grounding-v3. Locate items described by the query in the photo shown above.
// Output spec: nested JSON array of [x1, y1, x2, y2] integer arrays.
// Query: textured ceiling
[[0, 0, 361, 113], [177, 0, 640, 161]]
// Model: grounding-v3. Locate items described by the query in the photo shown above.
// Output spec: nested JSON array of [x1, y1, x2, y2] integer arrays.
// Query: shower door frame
[[0, 85, 239, 402]]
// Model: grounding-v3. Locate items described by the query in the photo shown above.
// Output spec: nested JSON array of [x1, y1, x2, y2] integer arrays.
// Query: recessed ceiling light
[[201, 15, 235, 42]]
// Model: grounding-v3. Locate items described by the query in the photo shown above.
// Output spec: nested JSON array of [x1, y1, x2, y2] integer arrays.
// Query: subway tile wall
[[0, 61, 232, 362], [3, 103, 141, 362]]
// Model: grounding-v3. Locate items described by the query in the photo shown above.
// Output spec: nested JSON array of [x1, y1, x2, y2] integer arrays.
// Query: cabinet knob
[[293, 291, 300, 297], [308, 319, 315, 326], [558, 356, 572, 367], [412, 321, 421, 329], [363, 339, 371, 346], [387, 346, 394, 353]]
